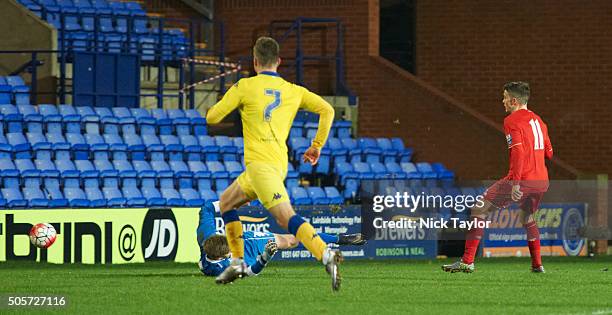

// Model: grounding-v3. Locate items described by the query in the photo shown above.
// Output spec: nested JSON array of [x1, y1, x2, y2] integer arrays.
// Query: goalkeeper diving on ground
[[196, 202, 366, 277]]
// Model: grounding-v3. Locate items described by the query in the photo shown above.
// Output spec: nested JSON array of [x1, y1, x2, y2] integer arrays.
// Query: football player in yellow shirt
[[207, 37, 343, 290]]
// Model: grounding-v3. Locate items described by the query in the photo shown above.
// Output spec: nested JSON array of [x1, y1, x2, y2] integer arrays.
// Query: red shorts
[[483, 180, 545, 213]]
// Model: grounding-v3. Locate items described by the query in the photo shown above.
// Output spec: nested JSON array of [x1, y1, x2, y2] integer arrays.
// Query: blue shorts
[[243, 231, 275, 267]]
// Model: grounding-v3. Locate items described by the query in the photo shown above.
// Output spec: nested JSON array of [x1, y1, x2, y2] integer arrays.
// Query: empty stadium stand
[[0, 74, 470, 209]]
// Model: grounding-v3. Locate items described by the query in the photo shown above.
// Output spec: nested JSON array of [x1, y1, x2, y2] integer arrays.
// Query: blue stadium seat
[[66, 132, 89, 153], [177, 173, 204, 206], [101, 170, 126, 207], [179, 135, 203, 161], [391, 137, 414, 162], [352, 164, 375, 193], [113, 159, 134, 173], [42, 170, 69, 207], [94, 158, 114, 172], [0, 105, 24, 133], [139, 170, 166, 207], [0, 158, 17, 173], [370, 162, 389, 179], [326, 138, 348, 164], [215, 136, 237, 161], [340, 138, 361, 163], [130, 108, 151, 120], [315, 148, 331, 175], [198, 135, 220, 161], [289, 120, 304, 138], [324, 186, 344, 205], [110, 143, 129, 161], [119, 117, 137, 135], [206, 161, 229, 191], [22, 170, 50, 207], [334, 120, 352, 138], [159, 171, 185, 206], [15, 159, 36, 173], [132, 160, 152, 174], [224, 161, 243, 180], [120, 170, 146, 207], [151, 160, 171, 173], [59, 105, 82, 133], [384, 162, 408, 179], [169, 160, 190, 176], [75, 159, 95, 173], [81, 170, 106, 207], [19, 105, 43, 133], [376, 138, 399, 163], [1, 170, 27, 208], [123, 133, 146, 160], [334, 162, 359, 200], [62, 171, 90, 207], [306, 187, 330, 205], [289, 137, 311, 174], [83, 115, 101, 135], [101, 116, 119, 135], [233, 137, 244, 155], [137, 116, 157, 135], [415, 162, 438, 179], [199, 189, 218, 203], [55, 158, 78, 175], [94, 106, 113, 119], [188, 161, 212, 190], [142, 134, 165, 161], [34, 159, 59, 174], [285, 163, 299, 190], [161, 135, 184, 161], [290, 187, 311, 205], [7, 133, 31, 159], [400, 162, 423, 179], [0, 85, 13, 104], [26, 132, 51, 158]]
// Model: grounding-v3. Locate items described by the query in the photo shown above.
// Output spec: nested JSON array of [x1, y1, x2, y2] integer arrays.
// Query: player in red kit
[[442, 81, 553, 273]]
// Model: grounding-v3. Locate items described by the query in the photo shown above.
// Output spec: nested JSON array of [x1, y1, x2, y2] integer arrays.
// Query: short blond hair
[[253, 36, 280, 67]]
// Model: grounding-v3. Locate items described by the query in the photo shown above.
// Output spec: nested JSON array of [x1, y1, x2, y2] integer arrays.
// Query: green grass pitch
[[1, 257, 611, 314]]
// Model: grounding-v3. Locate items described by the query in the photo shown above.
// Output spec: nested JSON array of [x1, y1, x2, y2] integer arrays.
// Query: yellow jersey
[[206, 71, 334, 167]]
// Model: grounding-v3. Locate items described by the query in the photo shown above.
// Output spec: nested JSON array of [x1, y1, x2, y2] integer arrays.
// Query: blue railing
[[6, 1, 226, 109]]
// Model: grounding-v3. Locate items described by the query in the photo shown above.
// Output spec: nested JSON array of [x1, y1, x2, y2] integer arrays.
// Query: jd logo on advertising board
[[141, 209, 178, 261]]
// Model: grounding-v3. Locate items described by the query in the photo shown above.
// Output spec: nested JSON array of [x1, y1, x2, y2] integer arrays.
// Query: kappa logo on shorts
[[272, 193, 282, 200]]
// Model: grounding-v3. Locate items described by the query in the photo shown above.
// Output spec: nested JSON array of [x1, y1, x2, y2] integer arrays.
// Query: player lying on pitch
[[196, 201, 366, 277], [442, 82, 553, 274]]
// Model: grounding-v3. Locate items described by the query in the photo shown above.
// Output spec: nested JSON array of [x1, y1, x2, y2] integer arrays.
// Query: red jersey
[[503, 109, 553, 192]]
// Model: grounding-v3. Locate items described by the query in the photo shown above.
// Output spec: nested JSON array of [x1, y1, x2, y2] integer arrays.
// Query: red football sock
[[525, 221, 542, 268], [462, 217, 485, 264]]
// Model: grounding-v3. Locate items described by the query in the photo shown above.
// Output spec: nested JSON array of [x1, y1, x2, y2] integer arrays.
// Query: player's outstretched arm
[[206, 82, 242, 124], [196, 202, 219, 247], [299, 88, 334, 165], [246, 241, 278, 276]]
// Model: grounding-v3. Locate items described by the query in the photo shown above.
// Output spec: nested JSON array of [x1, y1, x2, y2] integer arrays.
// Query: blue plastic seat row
[[0, 168, 234, 208], [0, 104, 208, 136], [0, 132, 243, 162], [290, 186, 344, 205], [0, 76, 30, 105], [289, 119, 352, 139]]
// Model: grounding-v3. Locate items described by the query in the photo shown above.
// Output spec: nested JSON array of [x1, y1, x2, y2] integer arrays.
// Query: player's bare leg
[[216, 180, 251, 285], [442, 200, 495, 273], [269, 201, 343, 291], [518, 209, 545, 273]]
